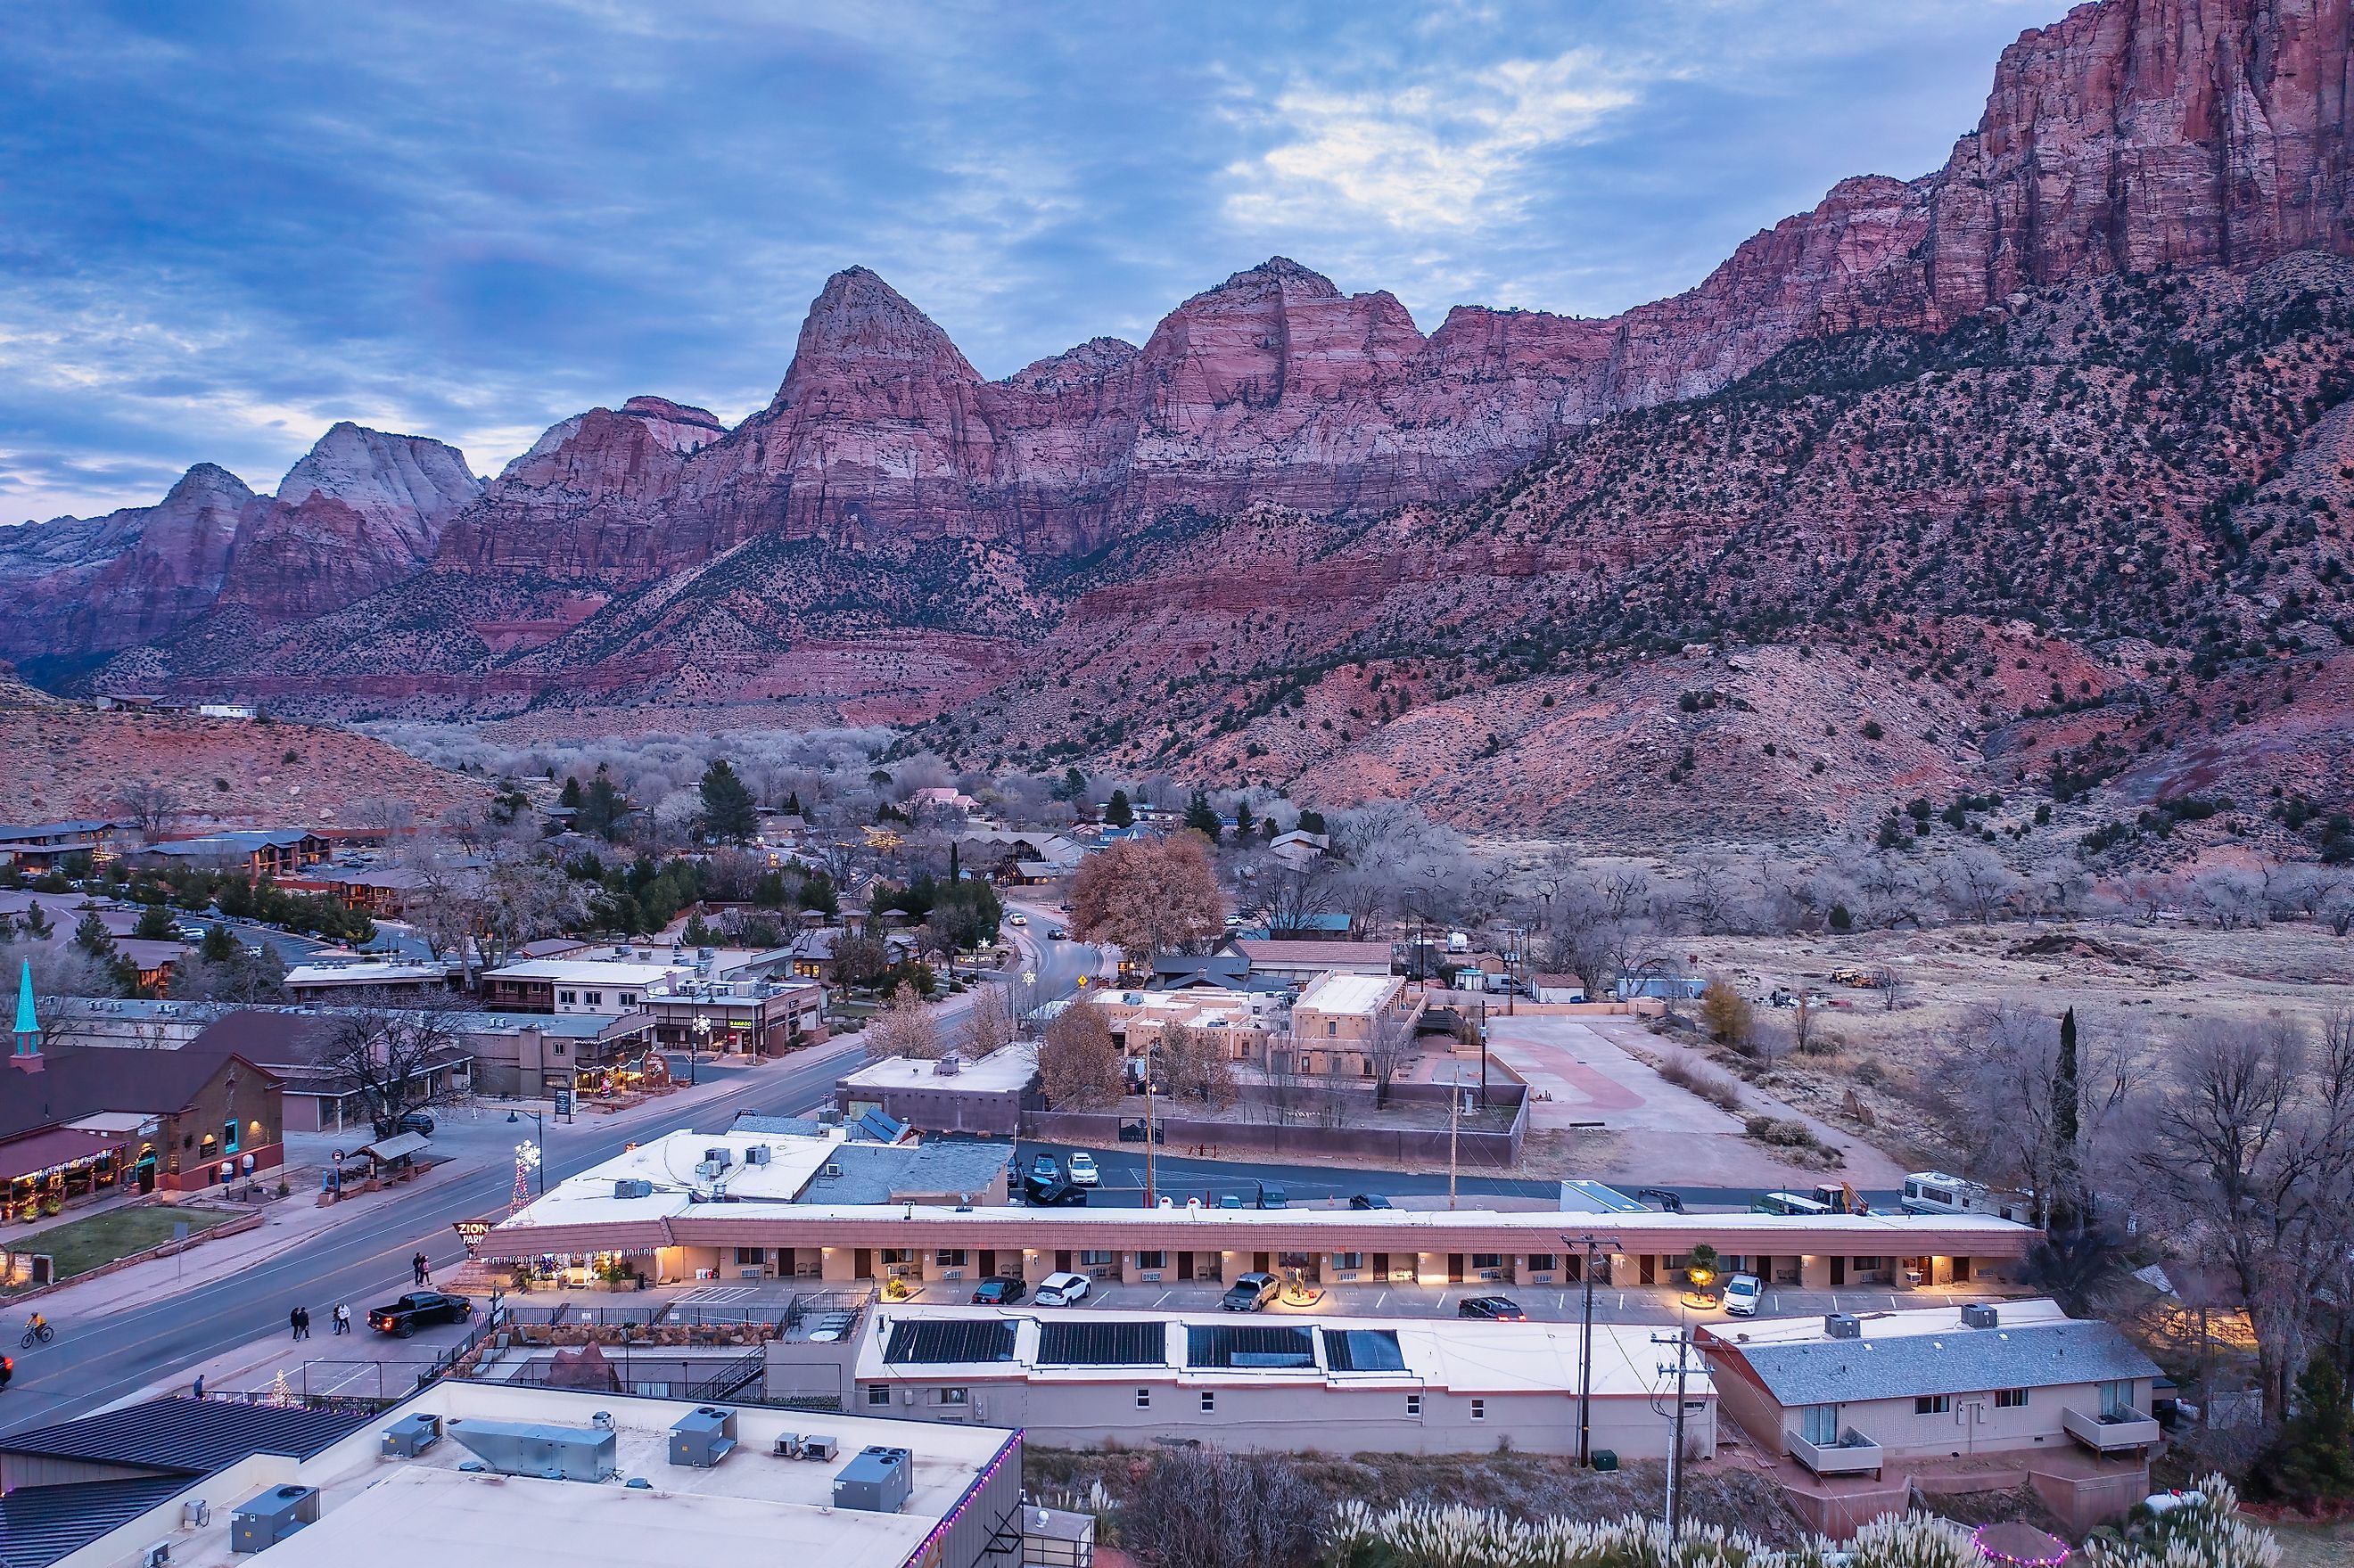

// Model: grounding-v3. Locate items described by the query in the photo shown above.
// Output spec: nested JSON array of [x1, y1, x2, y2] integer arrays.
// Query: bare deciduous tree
[[1156, 1020, 1235, 1110], [868, 982, 942, 1059], [2137, 1011, 2354, 1421], [112, 779, 187, 841], [321, 990, 467, 1136], [1036, 1004, 1122, 1109], [958, 981, 1017, 1060], [1125, 1449, 1321, 1568]]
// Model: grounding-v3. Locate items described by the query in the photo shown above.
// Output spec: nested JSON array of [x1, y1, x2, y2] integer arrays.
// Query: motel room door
[[1177, 1252, 1195, 1281]]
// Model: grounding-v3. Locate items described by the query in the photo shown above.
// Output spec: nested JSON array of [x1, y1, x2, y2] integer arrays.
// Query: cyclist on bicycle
[[24, 1313, 48, 1342]]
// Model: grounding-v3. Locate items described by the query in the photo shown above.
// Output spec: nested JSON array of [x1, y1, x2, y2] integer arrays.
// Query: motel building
[[484, 1131, 2036, 1295]]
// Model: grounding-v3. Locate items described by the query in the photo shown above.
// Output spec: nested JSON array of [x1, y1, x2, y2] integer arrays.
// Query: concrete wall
[[1025, 1088, 1526, 1167], [855, 1375, 1709, 1459]]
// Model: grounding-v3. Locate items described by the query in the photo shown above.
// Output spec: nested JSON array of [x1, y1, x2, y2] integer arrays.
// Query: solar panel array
[[1036, 1320, 1169, 1367], [1321, 1328, 1407, 1372], [885, 1318, 1017, 1364], [1185, 1324, 1316, 1368]]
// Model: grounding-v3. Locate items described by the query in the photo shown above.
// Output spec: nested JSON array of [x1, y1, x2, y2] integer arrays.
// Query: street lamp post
[[506, 1109, 547, 1195]]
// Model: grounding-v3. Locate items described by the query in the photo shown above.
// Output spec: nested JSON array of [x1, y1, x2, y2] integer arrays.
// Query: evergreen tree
[[133, 903, 179, 941], [1234, 800, 1255, 839], [72, 909, 117, 960], [1184, 789, 1221, 841], [1105, 789, 1134, 829], [799, 872, 839, 918], [1058, 767, 1087, 802], [696, 759, 759, 844], [201, 924, 242, 965], [580, 773, 627, 842], [782, 791, 804, 816], [558, 776, 584, 809], [1296, 808, 1327, 835], [2052, 1006, 2083, 1227], [19, 902, 51, 940], [2268, 1352, 2354, 1508]]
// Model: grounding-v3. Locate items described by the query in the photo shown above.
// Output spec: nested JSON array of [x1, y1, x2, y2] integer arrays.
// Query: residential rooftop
[[1295, 972, 1401, 1014], [1698, 1300, 2162, 1407]]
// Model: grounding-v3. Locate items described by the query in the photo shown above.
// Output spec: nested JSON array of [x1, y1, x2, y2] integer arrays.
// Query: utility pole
[[1447, 1065, 1461, 1211], [1653, 1327, 1703, 1542], [1142, 1064, 1157, 1209], [1566, 1232, 1624, 1465]]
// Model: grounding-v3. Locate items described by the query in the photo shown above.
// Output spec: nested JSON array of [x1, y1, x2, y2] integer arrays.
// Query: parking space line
[[1153, 1291, 1171, 1307]]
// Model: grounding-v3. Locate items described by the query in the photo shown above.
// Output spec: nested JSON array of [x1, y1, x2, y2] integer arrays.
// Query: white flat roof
[[1296, 972, 1398, 1014], [855, 1305, 1698, 1400], [842, 1043, 1037, 1093], [160, 1382, 1015, 1568], [505, 1129, 848, 1226], [284, 961, 449, 985]]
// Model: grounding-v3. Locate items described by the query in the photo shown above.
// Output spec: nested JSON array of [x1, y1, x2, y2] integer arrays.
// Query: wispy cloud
[[0, 1, 2050, 522], [1225, 50, 1646, 232]]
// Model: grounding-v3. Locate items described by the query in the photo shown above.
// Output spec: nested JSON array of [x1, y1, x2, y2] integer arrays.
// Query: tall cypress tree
[[2051, 1006, 2083, 1227]]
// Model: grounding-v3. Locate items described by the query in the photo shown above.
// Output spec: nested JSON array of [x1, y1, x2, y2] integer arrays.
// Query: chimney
[[11, 958, 43, 1072]]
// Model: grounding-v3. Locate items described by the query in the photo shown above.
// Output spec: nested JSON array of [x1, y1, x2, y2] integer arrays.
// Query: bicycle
[[20, 1320, 53, 1348]]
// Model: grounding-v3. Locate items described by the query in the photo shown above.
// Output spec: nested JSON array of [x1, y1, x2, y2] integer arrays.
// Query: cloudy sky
[[0, 1, 2050, 523]]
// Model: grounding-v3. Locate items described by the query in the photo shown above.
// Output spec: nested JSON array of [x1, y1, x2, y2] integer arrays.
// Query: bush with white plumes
[[2086, 1476, 2278, 1568], [1844, 1513, 1979, 1568]]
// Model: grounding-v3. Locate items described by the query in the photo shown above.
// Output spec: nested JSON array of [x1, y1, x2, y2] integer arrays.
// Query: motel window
[[1406, 1394, 1422, 1416], [559, 990, 577, 1006], [1914, 1394, 1953, 1416], [1136, 1251, 1167, 1269], [1079, 1250, 1115, 1267], [735, 1248, 766, 1266], [1199, 1391, 1216, 1413], [934, 1388, 969, 1406], [1325, 1021, 1338, 1036], [1527, 1254, 1558, 1272], [554, 1041, 567, 1055], [1469, 1400, 1486, 1421], [1996, 1388, 2029, 1409], [620, 993, 636, 1007], [1470, 1253, 1502, 1269], [936, 1249, 968, 1268], [880, 1248, 915, 1265], [585, 991, 604, 1006], [868, 1385, 893, 1407], [1853, 1257, 1885, 1270], [1334, 1252, 1363, 1271], [1135, 1389, 1151, 1408]]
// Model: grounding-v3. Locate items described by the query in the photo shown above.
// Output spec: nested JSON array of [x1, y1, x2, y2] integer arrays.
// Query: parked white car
[[1066, 1152, 1099, 1186], [1034, 1271, 1092, 1307], [1723, 1273, 1764, 1316]]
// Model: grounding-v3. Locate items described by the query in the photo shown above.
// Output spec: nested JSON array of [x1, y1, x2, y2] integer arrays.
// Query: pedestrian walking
[[297, 1306, 312, 1341], [412, 1252, 430, 1286], [289, 1305, 303, 1341], [333, 1303, 351, 1335]]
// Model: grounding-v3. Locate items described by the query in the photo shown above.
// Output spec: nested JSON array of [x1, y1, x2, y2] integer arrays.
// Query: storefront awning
[[0, 1128, 125, 1184], [356, 1131, 428, 1162]]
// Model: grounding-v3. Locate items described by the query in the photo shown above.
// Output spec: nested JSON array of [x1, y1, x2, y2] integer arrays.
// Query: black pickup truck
[[369, 1291, 471, 1337]]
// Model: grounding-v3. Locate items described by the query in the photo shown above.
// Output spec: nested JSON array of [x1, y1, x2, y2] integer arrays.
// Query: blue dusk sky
[[0, 1, 2054, 523]]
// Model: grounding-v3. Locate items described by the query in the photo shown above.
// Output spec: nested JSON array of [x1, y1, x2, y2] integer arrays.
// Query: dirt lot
[[1650, 917, 2354, 1172]]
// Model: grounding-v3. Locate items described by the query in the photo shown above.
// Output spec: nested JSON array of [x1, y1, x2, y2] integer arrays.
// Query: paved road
[[0, 1047, 862, 1434]]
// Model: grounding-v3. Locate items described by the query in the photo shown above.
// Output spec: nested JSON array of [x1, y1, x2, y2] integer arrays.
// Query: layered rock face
[[0, 427, 477, 661], [16, 0, 2354, 678], [448, 0, 2354, 583]]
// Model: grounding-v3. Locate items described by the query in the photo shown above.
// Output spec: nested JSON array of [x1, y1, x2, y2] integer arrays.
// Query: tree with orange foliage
[[1068, 833, 1226, 961]]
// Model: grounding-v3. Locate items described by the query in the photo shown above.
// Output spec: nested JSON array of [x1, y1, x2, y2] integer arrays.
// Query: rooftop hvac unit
[[613, 1178, 654, 1199], [381, 1412, 443, 1457], [1962, 1303, 2001, 1328], [704, 1146, 732, 1168], [228, 1486, 319, 1554], [445, 1418, 617, 1482], [745, 1145, 771, 1166], [833, 1446, 914, 1515], [181, 1500, 211, 1529], [668, 1406, 739, 1468], [800, 1433, 839, 1461], [143, 1542, 170, 1568], [1824, 1313, 1863, 1341], [772, 1432, 803, 1458], [935, 1055, 962, 1077]]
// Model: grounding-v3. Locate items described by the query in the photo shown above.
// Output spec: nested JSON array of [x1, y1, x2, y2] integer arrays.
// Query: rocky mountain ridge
[[5, 0, 2352, 841]]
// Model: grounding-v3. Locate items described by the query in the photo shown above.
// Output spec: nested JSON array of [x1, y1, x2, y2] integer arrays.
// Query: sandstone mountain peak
[[167, 463, 257, 505], [1222, 256, 1343, 297]]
